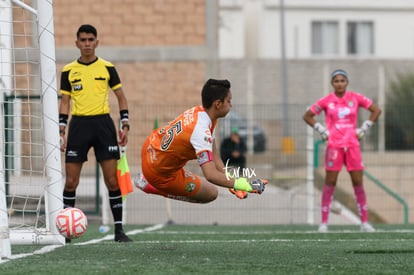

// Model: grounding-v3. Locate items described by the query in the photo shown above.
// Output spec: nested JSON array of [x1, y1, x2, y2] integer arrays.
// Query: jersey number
[[160, 120, 183, 151]]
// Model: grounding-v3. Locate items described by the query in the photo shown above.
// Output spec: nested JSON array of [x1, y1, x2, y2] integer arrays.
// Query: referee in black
[[59, 24, 132, 242]]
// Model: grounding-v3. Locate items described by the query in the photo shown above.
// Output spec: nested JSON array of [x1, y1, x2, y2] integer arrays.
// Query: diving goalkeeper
[[135, 79, 266, 203]]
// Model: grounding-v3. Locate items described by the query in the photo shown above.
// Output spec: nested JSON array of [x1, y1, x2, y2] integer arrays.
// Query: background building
[[50, 0, 414, 224]]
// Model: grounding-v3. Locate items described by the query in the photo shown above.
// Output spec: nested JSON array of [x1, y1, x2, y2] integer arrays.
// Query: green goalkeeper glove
[[233, 178, 267, 194]]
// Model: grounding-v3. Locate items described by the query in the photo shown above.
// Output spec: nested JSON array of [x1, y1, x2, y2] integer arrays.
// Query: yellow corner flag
[[117, 152, 133, 196]]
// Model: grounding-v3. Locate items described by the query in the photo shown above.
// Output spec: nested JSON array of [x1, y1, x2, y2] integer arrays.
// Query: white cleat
[[360, 222, 376, 232], [318, 223, 328, 233], [133, 173, 148, 190]]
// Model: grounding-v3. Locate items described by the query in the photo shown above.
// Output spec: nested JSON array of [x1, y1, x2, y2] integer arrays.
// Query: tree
[[386, 73, 414, 150]]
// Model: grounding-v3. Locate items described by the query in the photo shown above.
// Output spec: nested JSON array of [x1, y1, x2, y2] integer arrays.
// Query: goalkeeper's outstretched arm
[[212, 139, 226, 172], [200, 160, 266, 194], [201, 161, 235, 188], [199, 141, 267, 194]]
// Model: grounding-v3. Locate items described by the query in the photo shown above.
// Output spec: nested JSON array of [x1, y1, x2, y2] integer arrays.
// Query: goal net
[[0, 0, 64, 259]]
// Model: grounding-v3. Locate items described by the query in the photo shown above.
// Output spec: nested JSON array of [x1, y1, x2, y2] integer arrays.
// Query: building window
[[311, 21, 339, 55], [347, 22, 374, 55]]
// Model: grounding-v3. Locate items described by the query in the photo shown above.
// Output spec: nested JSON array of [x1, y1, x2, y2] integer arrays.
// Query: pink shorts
[[325, 146, 364, 172]]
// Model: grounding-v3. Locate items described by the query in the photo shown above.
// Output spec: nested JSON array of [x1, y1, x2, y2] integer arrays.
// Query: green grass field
[[1, 224, 414, 274]]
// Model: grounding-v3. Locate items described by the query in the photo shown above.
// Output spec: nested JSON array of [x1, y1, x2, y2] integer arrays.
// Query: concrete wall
[[49, 0, 414, 224]]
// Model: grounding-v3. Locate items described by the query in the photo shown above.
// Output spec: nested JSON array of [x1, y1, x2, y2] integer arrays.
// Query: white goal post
[[0, 0, 64, 259]]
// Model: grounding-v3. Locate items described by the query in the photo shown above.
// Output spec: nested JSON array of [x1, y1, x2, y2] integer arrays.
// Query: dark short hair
[[77, 24, 97, 39], [201, 79, 231, 109]]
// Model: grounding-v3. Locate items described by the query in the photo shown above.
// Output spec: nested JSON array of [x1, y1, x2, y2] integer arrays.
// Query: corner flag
[[117, 151, 133, 196]]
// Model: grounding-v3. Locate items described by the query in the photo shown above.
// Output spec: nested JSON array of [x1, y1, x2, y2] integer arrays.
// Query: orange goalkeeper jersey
[[144, 105, 217, 175]]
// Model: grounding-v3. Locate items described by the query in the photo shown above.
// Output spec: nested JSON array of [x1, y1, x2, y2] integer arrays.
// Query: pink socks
[[321, 184, 335, 224], [353, 185, 368, 223], [321, 184, 369, 224]]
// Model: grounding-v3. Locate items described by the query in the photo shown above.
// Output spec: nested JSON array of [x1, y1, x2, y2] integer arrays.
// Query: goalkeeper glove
[[227, 172, 249, 199], [356, 120, 374, 140], [314, 122, 329, 141], [233, 178, 267, 194]]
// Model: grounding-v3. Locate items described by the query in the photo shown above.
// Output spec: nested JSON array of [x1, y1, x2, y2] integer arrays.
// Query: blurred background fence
[[4, 0, 414, 239], [59, 102, 414, 226]]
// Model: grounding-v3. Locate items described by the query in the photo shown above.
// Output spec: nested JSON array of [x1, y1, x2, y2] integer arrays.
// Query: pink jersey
[[310, 91, 372, 147]]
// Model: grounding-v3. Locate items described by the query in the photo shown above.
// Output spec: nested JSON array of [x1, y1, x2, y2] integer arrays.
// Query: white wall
[[220, 0, 414, 59], [219, 8, 245, 58]]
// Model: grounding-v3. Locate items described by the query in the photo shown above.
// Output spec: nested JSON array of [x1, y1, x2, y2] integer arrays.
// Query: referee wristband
[[120, 110, 129, 122], [59, 114, 68, 127]]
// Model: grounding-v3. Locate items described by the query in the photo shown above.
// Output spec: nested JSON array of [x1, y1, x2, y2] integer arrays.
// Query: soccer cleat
[[114, 230, 133, 242], [318, 223, 328, 233], [229, 188, 248, 199], [360, 222, 376, 232], [134, 173, 148, 191]]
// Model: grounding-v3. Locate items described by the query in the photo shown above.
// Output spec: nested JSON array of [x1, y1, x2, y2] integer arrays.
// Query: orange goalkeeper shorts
[[141, 138, 201, 197]]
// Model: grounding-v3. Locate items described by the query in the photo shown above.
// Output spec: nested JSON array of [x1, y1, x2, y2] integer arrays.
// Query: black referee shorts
[[65, 114, 120, 163]]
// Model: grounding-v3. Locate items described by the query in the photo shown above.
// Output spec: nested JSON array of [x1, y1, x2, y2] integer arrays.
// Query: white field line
[[152, 229, 414, 234], [131, 238, 414, 244], [75, 223, 166, 246], [0, 223, 166, 264], [2, 226, 413, 264]]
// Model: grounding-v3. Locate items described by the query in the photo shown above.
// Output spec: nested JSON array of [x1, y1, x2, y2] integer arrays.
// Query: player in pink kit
[[303, 69, 382, 232]]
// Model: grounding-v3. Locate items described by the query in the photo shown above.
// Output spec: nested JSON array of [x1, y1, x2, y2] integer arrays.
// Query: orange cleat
[[229, 188, 248, 199]]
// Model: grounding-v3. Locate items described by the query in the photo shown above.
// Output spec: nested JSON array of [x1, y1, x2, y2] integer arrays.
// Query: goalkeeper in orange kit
[[135, 79, 267, 203]]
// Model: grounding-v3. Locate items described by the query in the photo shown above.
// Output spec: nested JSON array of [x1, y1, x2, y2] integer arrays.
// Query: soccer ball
[[56, 207, 88, 239]]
